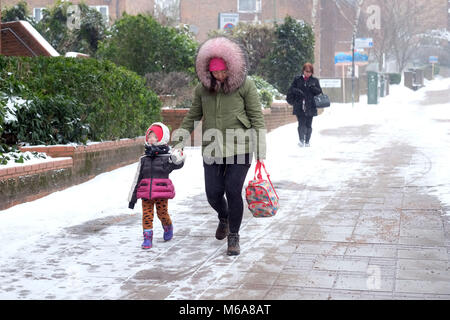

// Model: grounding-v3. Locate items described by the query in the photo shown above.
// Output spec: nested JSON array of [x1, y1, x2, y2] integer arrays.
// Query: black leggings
[[203, 154, 251, 234], [296, 114, 313, 143]]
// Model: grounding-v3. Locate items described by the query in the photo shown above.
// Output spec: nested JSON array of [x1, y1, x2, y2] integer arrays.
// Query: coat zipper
[[149, 157, 154, 199]]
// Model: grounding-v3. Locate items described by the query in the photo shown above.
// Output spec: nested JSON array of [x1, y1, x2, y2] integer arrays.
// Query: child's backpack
[[245, 161, 279, 217]]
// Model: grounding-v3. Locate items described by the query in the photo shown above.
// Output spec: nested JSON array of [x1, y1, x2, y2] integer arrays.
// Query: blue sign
[[334, 52, 352, 64], [335, 52, 368, 64], [429, 56, 438, 64], [354, 51, 368, 62], [224, 23, 235, 29]]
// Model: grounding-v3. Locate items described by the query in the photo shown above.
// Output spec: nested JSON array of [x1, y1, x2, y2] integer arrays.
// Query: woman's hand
[[293, 87, 305, 96], [306, 80, 316, 88]]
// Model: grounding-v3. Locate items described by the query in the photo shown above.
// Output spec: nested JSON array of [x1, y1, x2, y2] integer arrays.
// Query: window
[[238, 0, 261, 13], [33, 8, 45, 22], [89, 5, 109, 23]]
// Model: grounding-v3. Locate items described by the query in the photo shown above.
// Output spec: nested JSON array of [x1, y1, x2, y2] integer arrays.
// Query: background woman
[[287, 62, 323, 147]]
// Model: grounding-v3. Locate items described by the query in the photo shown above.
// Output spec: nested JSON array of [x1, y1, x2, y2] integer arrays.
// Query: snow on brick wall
[[0, 138, 145, 210]]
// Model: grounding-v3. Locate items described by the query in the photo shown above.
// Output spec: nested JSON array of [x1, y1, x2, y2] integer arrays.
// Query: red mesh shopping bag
[[245, 161, 279, 217]]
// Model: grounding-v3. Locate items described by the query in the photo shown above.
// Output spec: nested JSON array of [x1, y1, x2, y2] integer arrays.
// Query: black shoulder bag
[[313, 93, 331, 108]]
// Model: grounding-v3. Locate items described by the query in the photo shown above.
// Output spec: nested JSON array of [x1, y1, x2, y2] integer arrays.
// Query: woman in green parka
[[179, 37, 266, 256]]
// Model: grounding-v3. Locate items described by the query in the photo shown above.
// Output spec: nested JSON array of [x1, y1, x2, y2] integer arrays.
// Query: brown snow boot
[[227, 232, 240, 256], [215, 218, 229, 240]]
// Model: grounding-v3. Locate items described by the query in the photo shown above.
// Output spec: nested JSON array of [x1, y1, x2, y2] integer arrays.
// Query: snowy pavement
[[1, 77, 450, 299]]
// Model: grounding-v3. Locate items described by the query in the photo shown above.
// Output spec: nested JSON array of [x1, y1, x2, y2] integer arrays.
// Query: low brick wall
[[263, 102, 297, 132], [0, 138, 145, 211], [0, 158, 74, 210]]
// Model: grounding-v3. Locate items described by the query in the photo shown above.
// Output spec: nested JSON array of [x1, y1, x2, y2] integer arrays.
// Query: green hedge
[[0, 56, 161, 146], [249, 75, 285, 108]]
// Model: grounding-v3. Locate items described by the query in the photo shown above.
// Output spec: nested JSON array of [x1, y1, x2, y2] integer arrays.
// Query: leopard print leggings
[[142, 198, 172, 230]]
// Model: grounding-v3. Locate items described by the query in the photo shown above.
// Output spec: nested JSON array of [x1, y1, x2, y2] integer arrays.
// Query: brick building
[[180, 0, 323, 75], [2, 0, 449, 76], [171, 0, 447, 76], [1, 0, 154, 23], [0, 0, 154, 57]]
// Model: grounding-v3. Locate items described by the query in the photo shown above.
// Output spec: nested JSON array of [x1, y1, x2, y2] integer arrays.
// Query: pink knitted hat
[[209, 57, 227, 71], [146, 124, 163, 142]]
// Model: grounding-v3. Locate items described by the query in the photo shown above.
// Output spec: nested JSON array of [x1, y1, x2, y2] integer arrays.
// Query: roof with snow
[[1, 20, 59, 57]]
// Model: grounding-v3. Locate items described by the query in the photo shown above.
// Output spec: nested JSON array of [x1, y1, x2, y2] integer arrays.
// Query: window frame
[[89, 5, 109, 22], [237, 0, 262, 13], [32, 7, 45, 22]]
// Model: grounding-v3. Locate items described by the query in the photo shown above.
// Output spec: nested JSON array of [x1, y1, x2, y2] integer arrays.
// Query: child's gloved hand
[[170, 148, 186, 165]]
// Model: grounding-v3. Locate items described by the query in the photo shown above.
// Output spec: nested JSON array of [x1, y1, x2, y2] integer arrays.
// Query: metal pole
[[351, 0, 363, 107], [342, 65, 346, 103], [352, 34, 355, 108]]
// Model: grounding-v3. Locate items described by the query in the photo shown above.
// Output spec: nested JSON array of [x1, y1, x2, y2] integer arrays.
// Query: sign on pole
[[355, 38, 373, 49], [335, 52, 368, 66], [429, 56, 438, 64], [219, 13, 239, 30], [320, 79, 342, 88], [335, 51, 369, 104], [334, 52, 353, 65]]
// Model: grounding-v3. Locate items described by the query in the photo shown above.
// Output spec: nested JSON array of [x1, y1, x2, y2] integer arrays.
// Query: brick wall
[[180, 0, 321, 74], [161, 108, 203, 146], [0, 158, 73, 210], [1, 0, 156, 23], [124, 0, 154, 16], [0, 138, 145, 210], [263, 102, 298, 132], [181, 0, 315, 42]]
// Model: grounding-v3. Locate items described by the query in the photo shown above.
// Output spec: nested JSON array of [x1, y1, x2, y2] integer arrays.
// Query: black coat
[[286, 75, 322, 117], [128, 145, 184, 209]]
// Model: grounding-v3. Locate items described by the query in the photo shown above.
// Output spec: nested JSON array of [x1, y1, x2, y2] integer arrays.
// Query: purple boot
[[163, 224, 173, 241], [142, 230, 153, 249]]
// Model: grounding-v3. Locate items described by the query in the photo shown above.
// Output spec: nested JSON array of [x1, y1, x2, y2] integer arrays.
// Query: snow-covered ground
[[0, 76, 449, 299]]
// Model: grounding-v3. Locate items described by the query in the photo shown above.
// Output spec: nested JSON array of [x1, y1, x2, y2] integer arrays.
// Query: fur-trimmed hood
[[195, 37, 248, 93]]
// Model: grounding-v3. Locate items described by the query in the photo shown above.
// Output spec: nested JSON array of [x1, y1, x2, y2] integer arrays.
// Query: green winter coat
[[179, 77, 266, 160]]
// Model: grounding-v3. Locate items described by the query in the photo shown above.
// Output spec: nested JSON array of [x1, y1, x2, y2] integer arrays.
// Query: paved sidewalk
[[1, 86, 449, 300]]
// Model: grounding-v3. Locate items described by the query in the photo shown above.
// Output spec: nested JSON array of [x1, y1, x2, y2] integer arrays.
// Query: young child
[[128, 122, 185, 249]]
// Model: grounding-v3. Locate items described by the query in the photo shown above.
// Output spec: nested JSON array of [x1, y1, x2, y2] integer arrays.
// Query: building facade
[[1, 0, 154, 23], [180, 0, 322, 75], [2, 0, 449, 76]]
